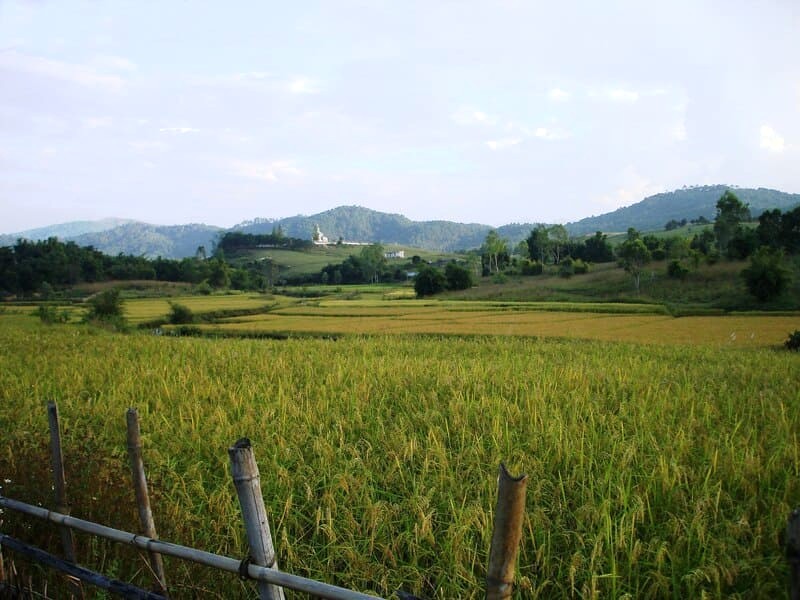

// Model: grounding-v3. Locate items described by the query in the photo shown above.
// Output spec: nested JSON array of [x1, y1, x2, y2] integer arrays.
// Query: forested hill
[[0, 218, 136, 248], [70, 223, 222, 258], [235, 206, 537, 251], [567, 185, 800, 235]]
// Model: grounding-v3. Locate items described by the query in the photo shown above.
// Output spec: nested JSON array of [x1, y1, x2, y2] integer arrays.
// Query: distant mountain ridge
[[3, 185, 799, 257], [234, 206, 535, 252], [566, 185, 800, 235]]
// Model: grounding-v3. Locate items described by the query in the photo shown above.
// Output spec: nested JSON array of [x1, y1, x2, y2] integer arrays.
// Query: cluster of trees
[[215, 230, 311, 253], [318, 244, 413, 285], [0, 237, 252, 296], [524, 227, 614, 266], [623, 191, 799, 300], [414, 262, 473, 297]]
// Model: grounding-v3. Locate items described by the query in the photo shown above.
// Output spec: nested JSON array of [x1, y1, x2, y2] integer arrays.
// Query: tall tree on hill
[[714, 190, 751, 256], [617, 238, 651, 294]]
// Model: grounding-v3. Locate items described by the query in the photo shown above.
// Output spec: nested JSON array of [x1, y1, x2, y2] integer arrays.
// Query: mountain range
[[2, 185, 798, 258]]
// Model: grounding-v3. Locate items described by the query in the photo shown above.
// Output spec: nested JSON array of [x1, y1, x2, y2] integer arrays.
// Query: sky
[[1, 0, 798, 233]]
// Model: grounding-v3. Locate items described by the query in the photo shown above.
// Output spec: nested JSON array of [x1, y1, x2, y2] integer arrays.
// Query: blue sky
[[1, 0, 798, 233]]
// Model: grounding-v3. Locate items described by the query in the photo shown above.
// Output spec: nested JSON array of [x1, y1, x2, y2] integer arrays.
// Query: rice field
[[0, 308, 799, 598]]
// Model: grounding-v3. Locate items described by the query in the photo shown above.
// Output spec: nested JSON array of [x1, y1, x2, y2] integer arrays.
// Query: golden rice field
[[0, 307, 799, 598], [139, 296, 800, 349]]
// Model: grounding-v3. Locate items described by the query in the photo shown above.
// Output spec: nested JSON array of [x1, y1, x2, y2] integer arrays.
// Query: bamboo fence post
[[126, 408, 168, 595], [485, 463, 528, 600], [787, 507, 800, 600], [47, 401, 84, 599], [0, 537, 5, 584], [229, 438, 285, 600]]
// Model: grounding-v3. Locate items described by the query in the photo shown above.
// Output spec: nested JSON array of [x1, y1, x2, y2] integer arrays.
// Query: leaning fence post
[[787, 508, 800, 600], [485, 463, 528, 600], [126, 408, 168, 595], [48, 402, 85, 599], [228, 438, 285, 600]]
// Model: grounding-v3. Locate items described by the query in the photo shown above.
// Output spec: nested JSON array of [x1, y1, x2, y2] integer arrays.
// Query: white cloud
[[606, 88, 639, 103], [671, 121, 687, 141], [84, 116, 113, 129], [486, 138, 521, 151], [533, 127, 569, 141], [760, 125, 785, 153], [595, 167, 663, 211], [287, 77, 321, 94], [159, 127, 200, 134], [92, 55, 137, 72], [129, 140, 169, 154], [452, 107, 498, 126], [232, 160, 302, 181], [548, 88, 571, 102], [0, 50, 125, 90]]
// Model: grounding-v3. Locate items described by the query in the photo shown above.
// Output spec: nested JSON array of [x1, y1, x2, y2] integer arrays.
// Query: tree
[[444, 262, 473, 290], [526, 225, 551, 264], [741, 247, 791, 301], [482, 230, 508, 273], [359, 244, 386, 283], [582, 232, 614, 263], [414, 266, 446, 297], [547, 225, 569, 264], [714, 190, 750, 256], [208, 258, 230, 288], [617, 238, 651, 293]]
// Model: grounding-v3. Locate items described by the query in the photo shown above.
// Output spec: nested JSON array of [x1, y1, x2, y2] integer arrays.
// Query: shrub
[[667, 260, 689, 280], [741, 247, 791, 302], [84, 289, 127, 331], [37, 305, 69, 324], [785, 330, 800, 351], [444, 262, 473, 290], [558, 258, 574, 278], [195, 281, 213, 295], [86, 289, 124, 320], [521, 260, 543, 276], [168, 302, 196, 325], [414, 266, 446, 297], [572, 259, 589, 275]]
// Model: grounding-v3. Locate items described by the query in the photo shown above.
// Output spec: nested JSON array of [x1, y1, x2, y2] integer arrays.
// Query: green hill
[[234, 206, 534, 252], [567, 185, 800, 235]]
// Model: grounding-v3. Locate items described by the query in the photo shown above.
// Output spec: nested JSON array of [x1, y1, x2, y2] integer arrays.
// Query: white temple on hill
[[312, 224, 329, 245]]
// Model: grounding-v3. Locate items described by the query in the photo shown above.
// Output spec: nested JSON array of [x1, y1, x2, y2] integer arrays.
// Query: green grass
[[230, 245, 455, 276], [1, 318, 798, 598]]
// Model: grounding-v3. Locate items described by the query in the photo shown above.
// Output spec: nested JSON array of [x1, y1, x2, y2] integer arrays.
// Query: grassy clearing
[[0, 319, 798, 598], [122, 293, 278, 323]]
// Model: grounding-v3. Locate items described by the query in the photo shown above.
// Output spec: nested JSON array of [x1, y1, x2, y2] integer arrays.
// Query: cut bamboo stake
[[486, 463, 528, 600], [788, 508, 800, 600], [229, 438, 285, 600], [47, 401, 84, 599], [126, 408, 168, 596]]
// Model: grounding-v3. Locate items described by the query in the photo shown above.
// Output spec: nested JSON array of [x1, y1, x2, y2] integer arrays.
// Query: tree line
[[0, 238, 248, 296]]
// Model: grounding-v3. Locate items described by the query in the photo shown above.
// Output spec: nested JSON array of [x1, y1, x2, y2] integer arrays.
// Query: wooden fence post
[[485, 463, 528, 600], [229, 438, 285, 600], [47, 401, 84, 599], [788, 507, 800, 600], [126, 408, 168, 595]]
